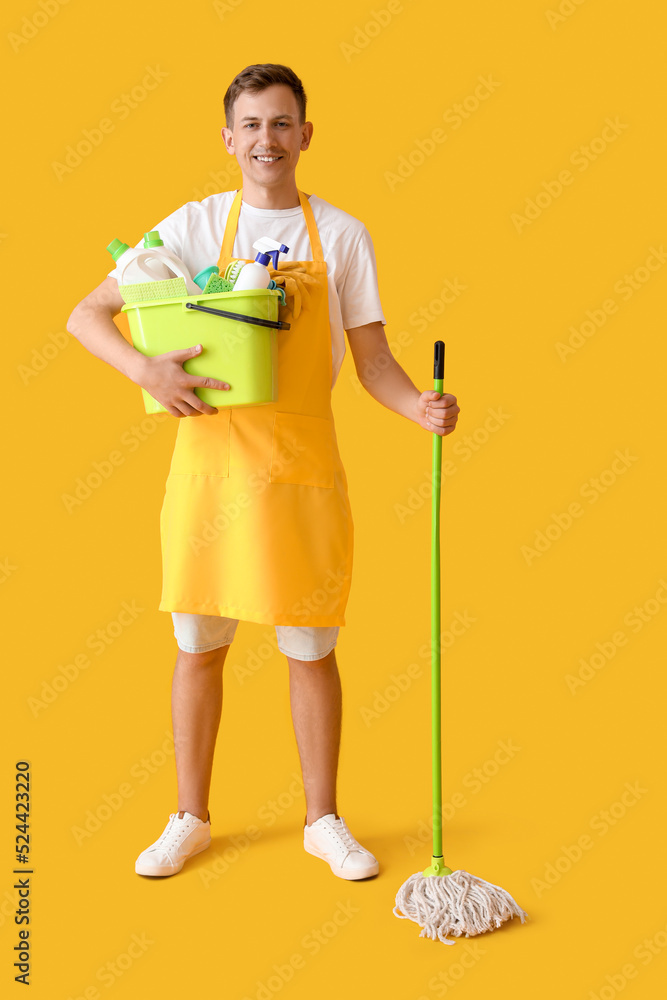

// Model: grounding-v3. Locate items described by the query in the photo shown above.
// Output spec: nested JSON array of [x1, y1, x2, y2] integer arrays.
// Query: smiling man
[[228, 92, 310, 200], [67, 63, 460, 882]]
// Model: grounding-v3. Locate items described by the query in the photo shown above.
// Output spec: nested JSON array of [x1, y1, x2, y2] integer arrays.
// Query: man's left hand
[[414, 390, 460, 436]]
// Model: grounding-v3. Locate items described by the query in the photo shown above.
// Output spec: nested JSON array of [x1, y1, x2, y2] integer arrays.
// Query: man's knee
[[287, 647, 337, 667], [177, 644, 230, 667]]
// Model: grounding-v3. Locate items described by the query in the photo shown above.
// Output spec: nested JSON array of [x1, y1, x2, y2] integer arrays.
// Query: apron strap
[[219, 188, 324, 264], [297, 189, 324, 263], [220, 189, 243, 261]]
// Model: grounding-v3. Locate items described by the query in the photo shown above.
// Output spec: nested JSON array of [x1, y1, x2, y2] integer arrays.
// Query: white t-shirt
[[108, 190, 386, 388]]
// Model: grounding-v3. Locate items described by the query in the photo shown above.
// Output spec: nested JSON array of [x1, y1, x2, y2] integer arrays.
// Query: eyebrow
[[239, 113, 296, 122]]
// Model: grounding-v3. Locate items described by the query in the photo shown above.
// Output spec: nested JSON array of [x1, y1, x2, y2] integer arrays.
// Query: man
[[67, 64, 460, 881]]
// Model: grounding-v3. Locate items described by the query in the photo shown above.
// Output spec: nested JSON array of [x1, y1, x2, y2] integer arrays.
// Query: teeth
[[255, 156, 280, 162]]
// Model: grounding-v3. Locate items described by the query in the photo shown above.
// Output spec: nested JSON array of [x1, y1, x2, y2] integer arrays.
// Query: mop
[[393, 341, 529, 945]]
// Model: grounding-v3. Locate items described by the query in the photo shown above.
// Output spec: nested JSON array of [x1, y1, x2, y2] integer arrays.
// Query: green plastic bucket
[[122, 288, 287, 414]]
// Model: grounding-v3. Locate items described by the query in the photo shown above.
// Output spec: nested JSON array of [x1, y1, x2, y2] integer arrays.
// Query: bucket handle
[[185, 301, 290, 330]]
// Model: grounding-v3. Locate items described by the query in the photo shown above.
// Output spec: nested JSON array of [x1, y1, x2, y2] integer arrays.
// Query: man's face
[[222, 84, 312, 188]]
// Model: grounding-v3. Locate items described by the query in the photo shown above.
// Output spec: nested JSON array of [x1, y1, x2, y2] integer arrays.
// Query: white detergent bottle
[[107, 232, 200, 294], [135, 231, 200, 294], [233, 237, 290, 290], [107, 238, 171, 281]]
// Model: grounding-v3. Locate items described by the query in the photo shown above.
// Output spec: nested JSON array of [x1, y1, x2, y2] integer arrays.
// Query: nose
[[253, 124, 280, 149]]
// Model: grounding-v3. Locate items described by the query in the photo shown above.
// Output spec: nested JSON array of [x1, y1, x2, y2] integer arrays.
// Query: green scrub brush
[[119, 277, 188, 304], [223, 259, 246, 286], [393, 340, 529, 945]]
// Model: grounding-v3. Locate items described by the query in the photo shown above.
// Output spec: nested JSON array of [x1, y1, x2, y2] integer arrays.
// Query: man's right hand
[[137, 344, 231, 417]]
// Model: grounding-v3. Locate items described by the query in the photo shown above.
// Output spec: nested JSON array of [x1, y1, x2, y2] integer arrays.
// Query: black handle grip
[[185, 301, 290, 330], [433, 340, 445, 380]]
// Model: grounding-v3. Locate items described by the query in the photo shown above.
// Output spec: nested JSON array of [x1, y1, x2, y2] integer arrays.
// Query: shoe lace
[[330, 817, 361, 852], [156, 815, 193, 853]]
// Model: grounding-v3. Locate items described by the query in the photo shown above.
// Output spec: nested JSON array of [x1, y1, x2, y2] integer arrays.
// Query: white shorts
[[171, 612, 339, 662]]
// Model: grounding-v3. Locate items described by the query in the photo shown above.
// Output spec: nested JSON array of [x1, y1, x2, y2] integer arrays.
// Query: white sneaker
[[135, 811, 211, 877], [303, 813, 379, 880]]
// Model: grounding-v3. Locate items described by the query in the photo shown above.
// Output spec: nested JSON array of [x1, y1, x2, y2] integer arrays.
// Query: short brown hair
[[224, 64, 307, 128]]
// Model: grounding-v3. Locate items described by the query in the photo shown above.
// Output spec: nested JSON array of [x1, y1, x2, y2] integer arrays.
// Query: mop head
[[394, 869, 529, 945]]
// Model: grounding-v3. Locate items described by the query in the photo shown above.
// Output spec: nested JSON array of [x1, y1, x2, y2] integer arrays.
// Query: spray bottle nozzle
[[252, 237, 290, 271]]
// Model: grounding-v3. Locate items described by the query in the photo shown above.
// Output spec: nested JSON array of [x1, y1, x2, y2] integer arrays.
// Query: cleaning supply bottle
[[107, 238, 171, 281], [137, 231, 200, 294], [233, 237, 290, 291], [193, 265, 220, 290], [107, 232, 200, 294]]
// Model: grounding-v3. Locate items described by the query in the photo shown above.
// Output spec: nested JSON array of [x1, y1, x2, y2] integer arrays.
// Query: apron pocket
[[269, 411, 334, 488], [168, 408, 230, 478]]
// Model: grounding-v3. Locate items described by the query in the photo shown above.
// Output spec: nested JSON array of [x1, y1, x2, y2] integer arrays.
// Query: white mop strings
[[394, 868, 529, 944]]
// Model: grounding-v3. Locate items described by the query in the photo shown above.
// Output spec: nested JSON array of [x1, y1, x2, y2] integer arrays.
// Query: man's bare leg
[[286, 648, 342, 827], [171, 645, 230, 823]]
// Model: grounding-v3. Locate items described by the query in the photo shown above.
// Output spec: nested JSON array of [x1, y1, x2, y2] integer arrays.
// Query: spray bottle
[[233, 237, 290, 291]]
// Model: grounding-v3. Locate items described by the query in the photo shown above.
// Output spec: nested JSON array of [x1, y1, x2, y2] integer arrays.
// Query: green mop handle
[[425, 341, 453, 878]]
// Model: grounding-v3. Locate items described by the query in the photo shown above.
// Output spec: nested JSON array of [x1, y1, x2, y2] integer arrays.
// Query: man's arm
[[66, 276, 230, 417], [67, 275, 149, 384], [346, 321, 460, 435]]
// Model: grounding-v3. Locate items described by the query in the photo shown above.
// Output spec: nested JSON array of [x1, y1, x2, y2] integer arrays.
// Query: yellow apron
[[158, 189, 354, 627]]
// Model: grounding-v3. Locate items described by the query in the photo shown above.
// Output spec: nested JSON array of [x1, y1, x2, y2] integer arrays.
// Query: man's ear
[[221, 126, 235, 155], [300, 121, 314, 152]]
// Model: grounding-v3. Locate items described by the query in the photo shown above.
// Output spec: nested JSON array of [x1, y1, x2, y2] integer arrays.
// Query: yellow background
[[2, 0, 666, 996]]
